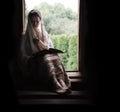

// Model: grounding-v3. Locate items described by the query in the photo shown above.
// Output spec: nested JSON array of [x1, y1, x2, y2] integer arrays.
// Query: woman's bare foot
[[59, 79, 68, 90]]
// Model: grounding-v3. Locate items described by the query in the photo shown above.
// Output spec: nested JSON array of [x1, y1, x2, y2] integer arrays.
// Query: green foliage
[[34, 2, 54, 16], [66, 8, 77, 20], [25, 2, 79, 70], [30, 2, 78, 35], [51, 34, 78, 70], [67, 34, 78, 70], [53, 3, 67, 18]]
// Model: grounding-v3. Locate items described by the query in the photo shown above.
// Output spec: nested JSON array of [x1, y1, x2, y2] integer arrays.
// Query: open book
[[32, 48, 64, 58], [47, 48, 64, 53]]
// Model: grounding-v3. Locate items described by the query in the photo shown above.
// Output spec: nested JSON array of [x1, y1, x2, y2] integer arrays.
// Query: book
[[32, 48, 64, 58]]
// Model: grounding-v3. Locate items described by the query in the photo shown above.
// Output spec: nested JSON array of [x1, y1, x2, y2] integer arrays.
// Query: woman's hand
[[45, 45, 49, 50], [38, 40, 49, 50]]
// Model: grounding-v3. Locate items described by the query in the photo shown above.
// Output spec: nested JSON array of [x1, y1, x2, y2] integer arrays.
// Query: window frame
[[13, 0, 96, 105], [22, 0, 81, 77]]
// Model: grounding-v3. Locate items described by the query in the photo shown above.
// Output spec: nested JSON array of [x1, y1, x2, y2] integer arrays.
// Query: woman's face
[[30, 15, 41, 28]]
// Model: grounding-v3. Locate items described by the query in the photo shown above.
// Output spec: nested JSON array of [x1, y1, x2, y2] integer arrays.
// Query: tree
[[67, 35, 78, 70], [31, 2, 78, 35]]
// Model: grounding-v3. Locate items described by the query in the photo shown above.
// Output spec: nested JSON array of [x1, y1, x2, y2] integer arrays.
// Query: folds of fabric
[[27, 52, 71, 92]]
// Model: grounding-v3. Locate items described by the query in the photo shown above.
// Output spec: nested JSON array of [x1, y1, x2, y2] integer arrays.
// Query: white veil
[[21, 9, 54, 58]]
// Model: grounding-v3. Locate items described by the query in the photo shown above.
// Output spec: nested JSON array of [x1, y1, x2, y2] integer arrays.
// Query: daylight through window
[[24, 0, 79, 71]]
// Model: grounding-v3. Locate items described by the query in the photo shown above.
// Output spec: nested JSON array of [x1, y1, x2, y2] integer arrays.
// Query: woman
[[19, 9, 71, 94]]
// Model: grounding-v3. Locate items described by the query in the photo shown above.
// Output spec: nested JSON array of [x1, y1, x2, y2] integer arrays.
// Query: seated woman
[[18, 9, 71, 94]]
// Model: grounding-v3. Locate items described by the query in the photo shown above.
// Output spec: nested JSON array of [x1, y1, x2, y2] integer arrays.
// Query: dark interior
[[5, 0, 97, 107]]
